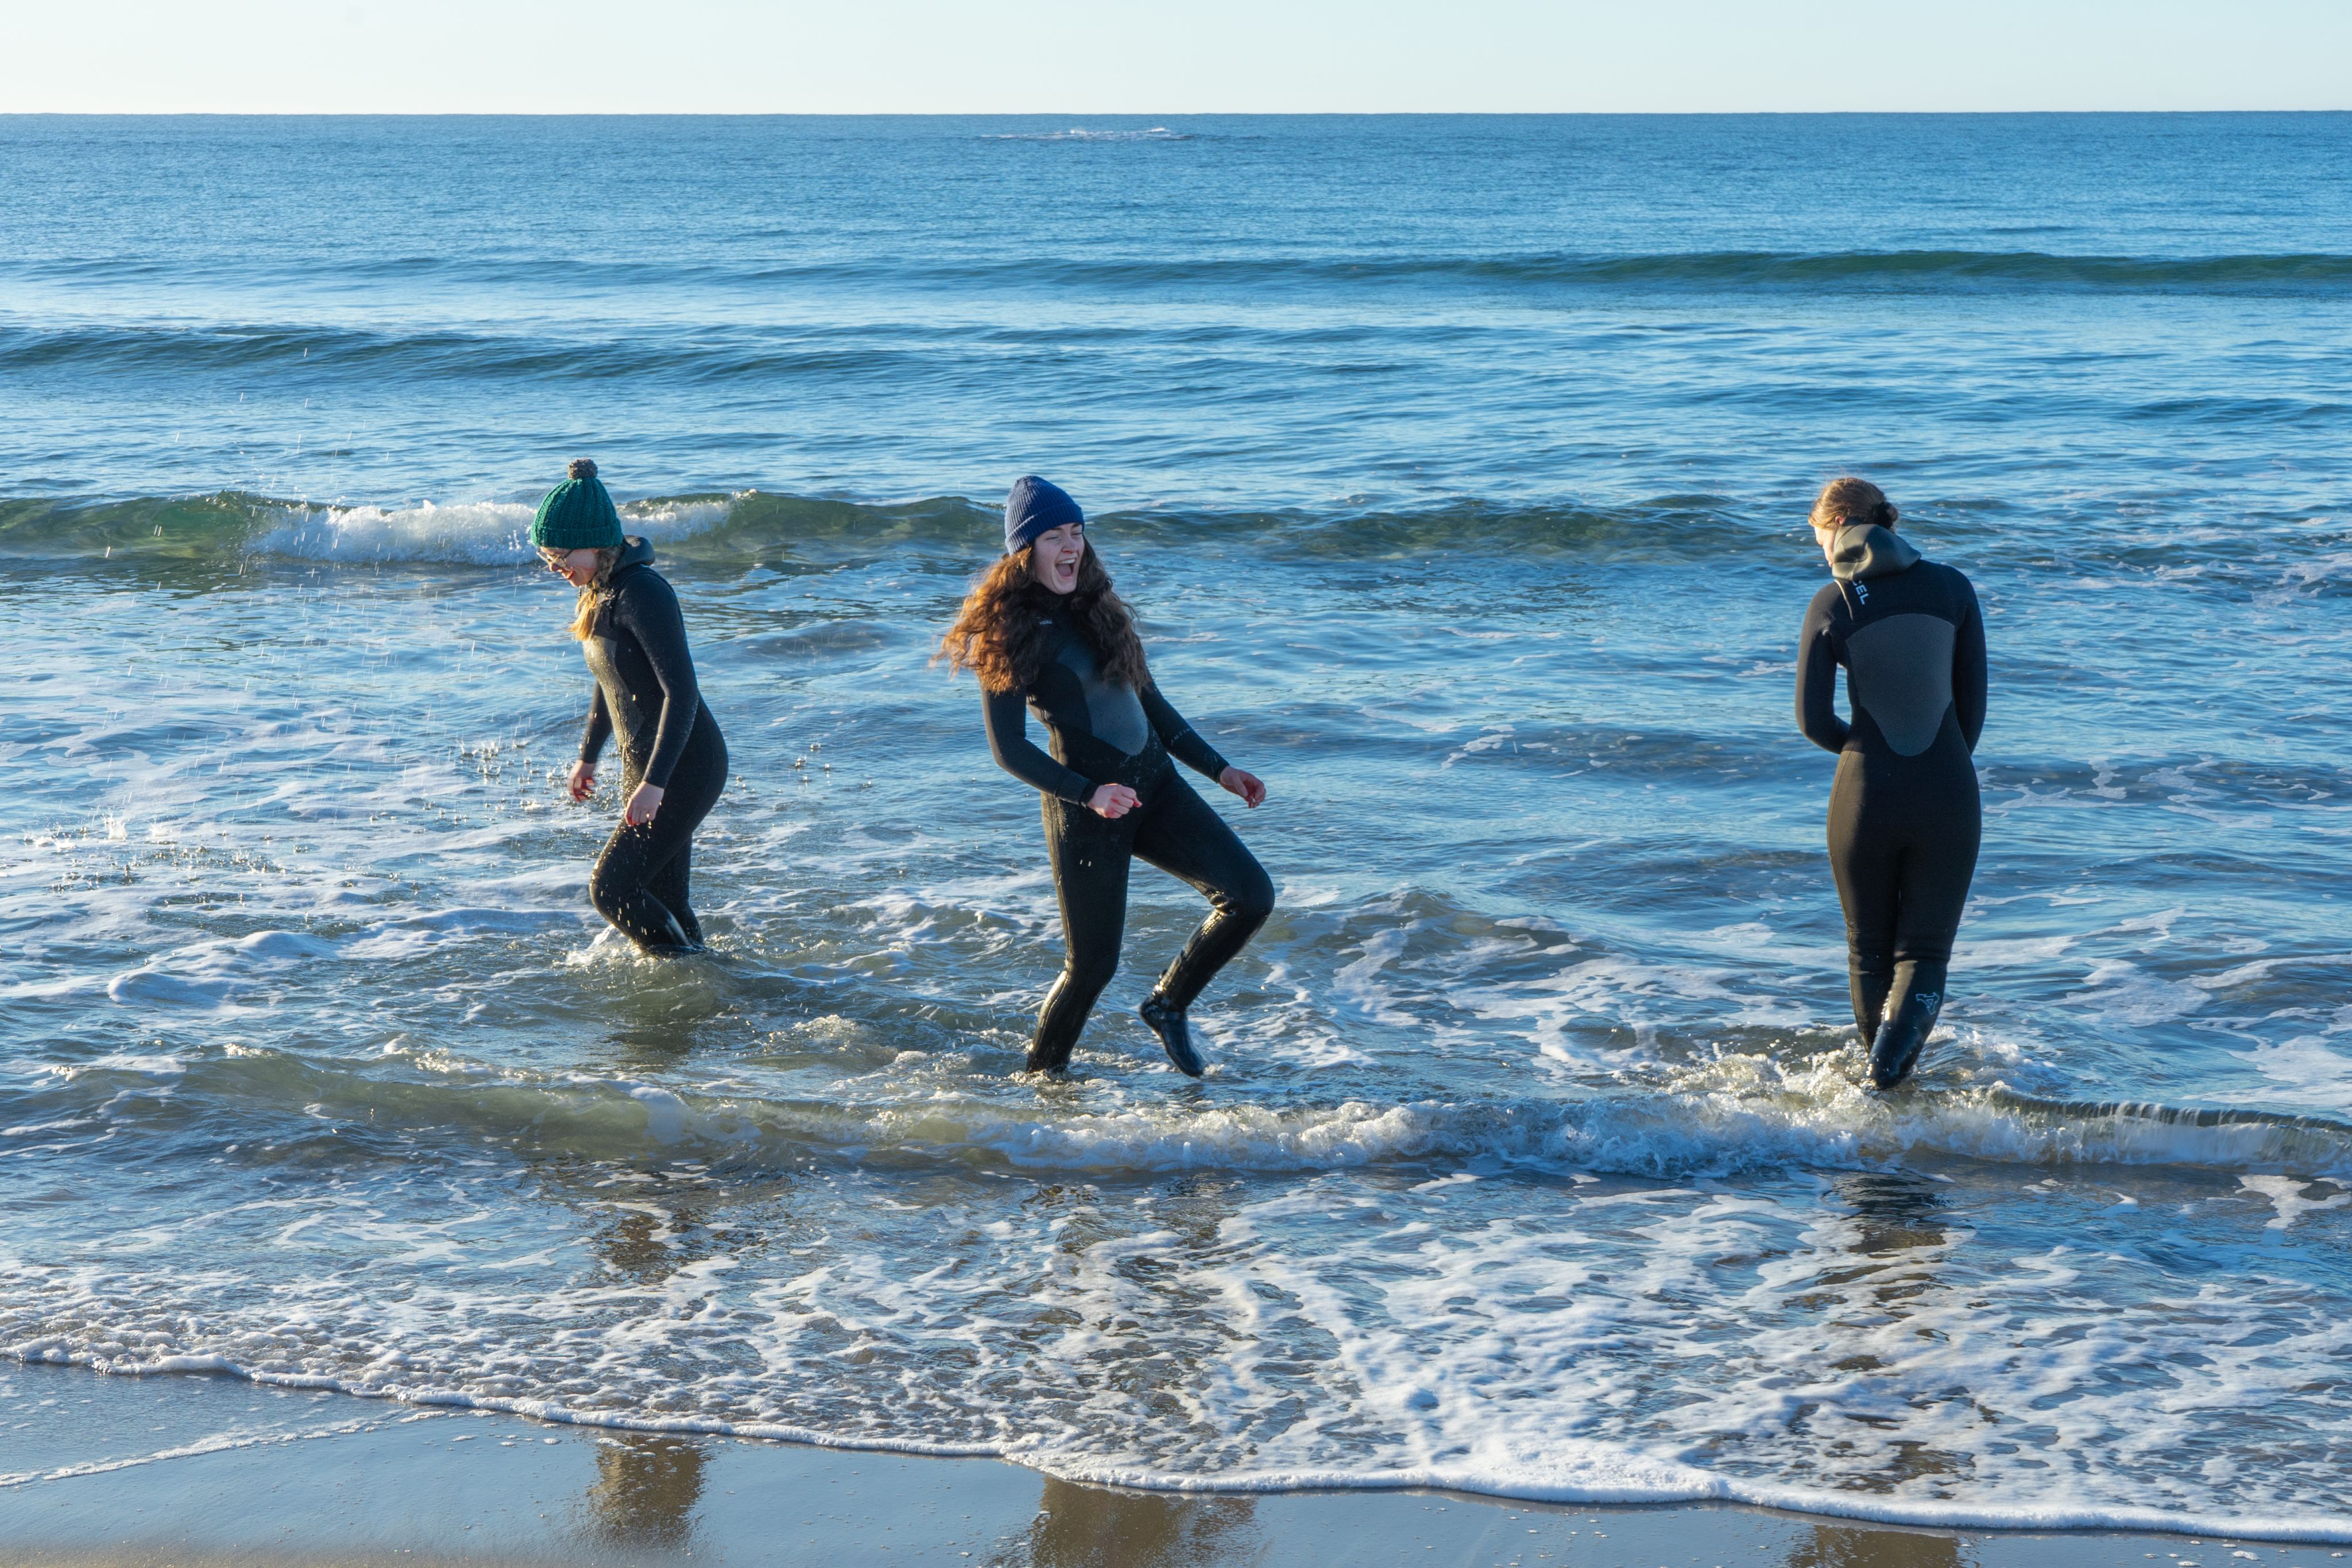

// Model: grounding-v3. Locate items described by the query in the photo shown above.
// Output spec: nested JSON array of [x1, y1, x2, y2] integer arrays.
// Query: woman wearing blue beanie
[[939, 476, 1274, 1077], [532, 459, 729, 953]]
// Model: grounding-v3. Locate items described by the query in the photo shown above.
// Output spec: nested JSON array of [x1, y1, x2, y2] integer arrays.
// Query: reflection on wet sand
[[1839, 1174, 1951, 1264], [595, 1198, 713, 1283], [1820, 1175, 1972, 1496], [1784, 1521, 1968, 1568], [1015, 1476, 1260, 1568], [583, 1433, 708, 1549]]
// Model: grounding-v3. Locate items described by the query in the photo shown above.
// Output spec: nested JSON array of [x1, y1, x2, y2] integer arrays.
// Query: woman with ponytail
[[532, 459, 728, 953], [1796, 477, 1987, 1089], [940, 477, 1274, 1078]]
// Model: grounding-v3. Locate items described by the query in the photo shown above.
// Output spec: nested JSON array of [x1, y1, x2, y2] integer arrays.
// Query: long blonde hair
[[936, 544, 1148, 695], [568, 548, 619, 641]]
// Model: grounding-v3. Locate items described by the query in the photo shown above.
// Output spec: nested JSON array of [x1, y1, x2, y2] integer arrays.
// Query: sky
[[1, 0, 2347, 114]]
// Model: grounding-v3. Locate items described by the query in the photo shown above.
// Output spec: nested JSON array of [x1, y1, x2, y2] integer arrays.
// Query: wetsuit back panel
[[1845, 613, 1958, 758], [1796, 538, 1986, 765]]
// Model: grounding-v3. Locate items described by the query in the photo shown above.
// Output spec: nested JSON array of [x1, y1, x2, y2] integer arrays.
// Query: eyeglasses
[[539, 550, 572, 574]]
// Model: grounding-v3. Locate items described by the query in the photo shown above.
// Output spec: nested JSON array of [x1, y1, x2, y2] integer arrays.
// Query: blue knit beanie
[[529, 459, 624, 551], [1004, 475, 1082, 555]]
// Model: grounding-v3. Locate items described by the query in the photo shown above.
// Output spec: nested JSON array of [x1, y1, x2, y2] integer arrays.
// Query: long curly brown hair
[[937, 541, 1149, 695]]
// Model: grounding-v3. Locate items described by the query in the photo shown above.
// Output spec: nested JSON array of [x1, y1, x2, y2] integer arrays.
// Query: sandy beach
[[0, 1362, 2332, 1567]]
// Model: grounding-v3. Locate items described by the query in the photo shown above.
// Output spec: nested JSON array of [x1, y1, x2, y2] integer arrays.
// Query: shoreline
[[4, 1362, 2342, 1566]]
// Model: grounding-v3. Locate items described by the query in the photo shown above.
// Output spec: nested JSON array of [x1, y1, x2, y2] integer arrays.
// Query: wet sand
[[1, 1363, 2333, 1567]]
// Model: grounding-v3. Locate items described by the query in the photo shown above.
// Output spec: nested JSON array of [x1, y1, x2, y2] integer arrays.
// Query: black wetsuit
[[984, 610, 1273, 1074], [578, 537, 728, 951], [1796, 524, 1987, 1087]]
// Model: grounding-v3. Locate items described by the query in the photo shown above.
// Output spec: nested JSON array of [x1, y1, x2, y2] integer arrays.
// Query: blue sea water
[[3, 114, 2351, 1539]]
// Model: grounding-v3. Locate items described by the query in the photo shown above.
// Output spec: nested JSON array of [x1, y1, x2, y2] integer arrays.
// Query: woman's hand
[[1218, 766, 1266, 808], [1087, 783, 1139, 819], [624, 781, 666, 827], [567, 760, 596, 802]]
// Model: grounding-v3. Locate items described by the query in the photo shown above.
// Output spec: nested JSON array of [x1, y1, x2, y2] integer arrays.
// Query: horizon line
[[5, 108, 2351, 118]]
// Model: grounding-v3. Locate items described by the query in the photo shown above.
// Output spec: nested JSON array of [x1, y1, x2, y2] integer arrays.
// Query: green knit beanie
[[529, 458, 624, 551]]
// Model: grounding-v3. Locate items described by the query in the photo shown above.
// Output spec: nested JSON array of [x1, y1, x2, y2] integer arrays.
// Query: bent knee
[[588, 868, 632, 923], [1225, 866, 1276, 931]]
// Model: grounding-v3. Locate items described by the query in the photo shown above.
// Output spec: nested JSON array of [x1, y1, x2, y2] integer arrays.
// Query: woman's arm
[[1795, 587, 1850, 755], [612, 576, 701, 789], [1140, 680, 1231, 780], [983, 686, 1096, 805], [1142, 680, 1263, 806], [1953, 575, 1988, 753], [581, 684, 612, 767]]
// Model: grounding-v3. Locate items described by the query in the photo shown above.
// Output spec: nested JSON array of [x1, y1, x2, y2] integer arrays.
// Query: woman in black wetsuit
[[1795, 477, 1987, 1089], [532, 459, 728, 953], [939, 476, 1274, 1078]]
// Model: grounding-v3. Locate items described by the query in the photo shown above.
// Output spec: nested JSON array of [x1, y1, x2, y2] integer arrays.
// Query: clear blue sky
[[3, 0, 2346, 113]]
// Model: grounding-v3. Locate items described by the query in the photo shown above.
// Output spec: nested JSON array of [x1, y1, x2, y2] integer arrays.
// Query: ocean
[[4, 113, 2351, 1539]]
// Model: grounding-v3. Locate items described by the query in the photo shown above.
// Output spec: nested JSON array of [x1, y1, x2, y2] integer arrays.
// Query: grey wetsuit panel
[[1845, 613, 1956, 758], [1055, 634, 1151, 757]]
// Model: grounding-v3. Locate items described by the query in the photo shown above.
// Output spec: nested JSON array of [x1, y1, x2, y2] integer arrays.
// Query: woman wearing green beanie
[[532, 458, 728, 952]]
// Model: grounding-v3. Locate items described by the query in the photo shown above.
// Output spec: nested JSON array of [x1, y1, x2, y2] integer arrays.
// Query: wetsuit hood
[[1828, 524, 1921, 583], [610, 535, 656, 575]]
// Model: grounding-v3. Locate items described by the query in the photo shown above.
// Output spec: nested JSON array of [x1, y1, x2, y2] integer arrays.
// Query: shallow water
[[4, 114, 2351, 1537]]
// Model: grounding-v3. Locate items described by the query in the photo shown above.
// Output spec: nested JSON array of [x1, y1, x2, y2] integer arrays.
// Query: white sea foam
[[78, 1055, 183, 1077], [46, 1006, 2351, 1179], [2239, 1174, 2352, 1229], [252, 495, 737, 564], [2231, 1035, 2352, 1109], [10, 1163, 2351, 1542], [0, 1413, 386, 1489], [13, 1354, 2350, 1541], [14, 447, 2352, 1542], [981, 126, 1194, 143], [103, 928, 338, 1009]]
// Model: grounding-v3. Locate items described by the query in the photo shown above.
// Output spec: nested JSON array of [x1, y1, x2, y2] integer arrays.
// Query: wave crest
[[0, 490, 1760, 569], [254, 495, 737, 565]]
